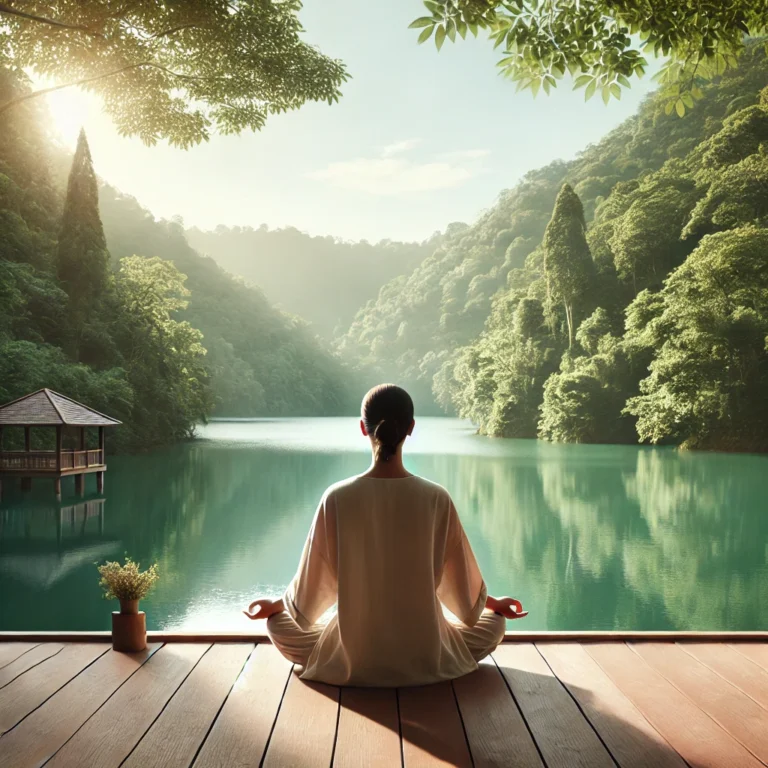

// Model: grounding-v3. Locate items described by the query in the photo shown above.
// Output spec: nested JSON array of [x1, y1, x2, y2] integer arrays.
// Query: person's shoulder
[[320, 475, 364, 503], [408, 475, 453, 503]]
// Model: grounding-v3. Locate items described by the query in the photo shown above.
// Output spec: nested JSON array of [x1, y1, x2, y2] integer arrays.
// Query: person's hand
[[243, 598, 283, 621], [487, 595, 528, 619]]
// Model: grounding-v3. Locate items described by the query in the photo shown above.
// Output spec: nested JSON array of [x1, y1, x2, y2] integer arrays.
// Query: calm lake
[[1, 417, 766, 632]]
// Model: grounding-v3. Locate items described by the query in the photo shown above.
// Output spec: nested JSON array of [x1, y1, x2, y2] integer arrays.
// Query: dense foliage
[[411, 0, 768, 117], [186, 226, 435, 338], [341, 45, 768, 450], [0, 68, 353, 450], [0, 0, 347, 147]]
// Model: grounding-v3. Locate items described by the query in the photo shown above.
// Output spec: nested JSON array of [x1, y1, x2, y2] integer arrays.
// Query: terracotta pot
[[119, 598, 139, 615], [112, 608, 146, 652]]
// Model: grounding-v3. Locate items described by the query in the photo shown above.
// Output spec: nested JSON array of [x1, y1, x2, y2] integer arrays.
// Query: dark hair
[[361, 384, 414, 462]]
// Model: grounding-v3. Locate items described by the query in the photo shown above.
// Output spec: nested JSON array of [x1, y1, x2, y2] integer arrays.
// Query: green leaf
[[617, 74, 631, 88], [681, 92, 694, 108], [610, 83, 621, 99], [417, 25, 434, 44], [469, 22, 479, 37], [664, 99, 675, 115], [446, 19, 456, 42], [601, 85, 610, 105], [542, 77, 551, 95], [675, 99, 685, 117], [457, 20, 467, 39], [435, 24, 446, 51], [424, 1, 441, 14], [573, 74, 592, 88], [691, 85, 704, 100], [409, 17, 434, 29], [531, 78, 541, 97], [585, 78, 597, 101]]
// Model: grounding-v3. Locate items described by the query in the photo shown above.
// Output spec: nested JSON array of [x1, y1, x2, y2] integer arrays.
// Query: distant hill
[[186, 225, 436, 338]]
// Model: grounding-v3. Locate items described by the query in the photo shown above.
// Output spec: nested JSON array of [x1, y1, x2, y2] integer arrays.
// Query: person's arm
[[486, 594, 528, 619], [244, 493, 337, 626]]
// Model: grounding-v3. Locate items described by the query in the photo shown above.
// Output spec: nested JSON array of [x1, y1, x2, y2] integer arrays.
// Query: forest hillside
[[0, 69, 353, 450], [337, 44, 768, 450], [187, 226, 435, 338]]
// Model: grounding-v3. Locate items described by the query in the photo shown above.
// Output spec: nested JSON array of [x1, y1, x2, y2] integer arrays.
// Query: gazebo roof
[[0, 389, 121, 427]]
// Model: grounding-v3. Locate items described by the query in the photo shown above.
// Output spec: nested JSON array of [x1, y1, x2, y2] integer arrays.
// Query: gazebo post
[[97, 426, 105, 494], [75, 427, 86, 497], [0, 425, 3, 503], [55, 425, 62, 501], [21, 426, 33, 491]]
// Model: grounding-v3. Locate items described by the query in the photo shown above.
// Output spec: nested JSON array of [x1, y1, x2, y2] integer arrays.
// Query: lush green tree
[[57, 129, 111, 361], [0, 0, 348, 147], [626, 227, 768, 451], [543, 184, 594, 348], [115, 255, 211, 442], [410, 0, 768, 115]]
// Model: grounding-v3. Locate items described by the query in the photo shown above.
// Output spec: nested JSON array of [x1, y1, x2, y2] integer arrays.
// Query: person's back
[[244, 384, 527, 687]]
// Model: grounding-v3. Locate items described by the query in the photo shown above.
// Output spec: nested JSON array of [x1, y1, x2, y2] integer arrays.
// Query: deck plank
[[682, 642, 768, 712], [262, 672, 340, 768], [193, 644, 293, 768], [0, 645, 160, 768], [333, 687, 400, 768], [0, 643, 63, 688], [0, 644, 38, 670], [45, 643, 209, 768], [587, 642, 764, 768], [0, 643, 107, 735], [536, 642, 686, 768], [493, 643, 614, 768], [122, 643, 252, 768], [631, 641, 768, 762], [730, 642, 768, 673], [399, 681, 472, 768], [453, 657, 543, 768]]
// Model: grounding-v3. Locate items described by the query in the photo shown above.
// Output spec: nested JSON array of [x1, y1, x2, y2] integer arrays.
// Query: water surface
[[1, 418, 766, 632]]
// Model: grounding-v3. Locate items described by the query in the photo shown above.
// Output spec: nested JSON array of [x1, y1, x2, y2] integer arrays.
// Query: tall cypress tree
[[543, 183, 594, 348], [57, 129, 110, 358]]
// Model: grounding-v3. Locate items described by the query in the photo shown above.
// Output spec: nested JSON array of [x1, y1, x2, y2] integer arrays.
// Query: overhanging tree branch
[[0, 62, 204, 116], [0, 2, 104, 37]]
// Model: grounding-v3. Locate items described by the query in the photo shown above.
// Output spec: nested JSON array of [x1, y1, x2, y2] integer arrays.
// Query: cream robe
[[283, 474, 488, 687]]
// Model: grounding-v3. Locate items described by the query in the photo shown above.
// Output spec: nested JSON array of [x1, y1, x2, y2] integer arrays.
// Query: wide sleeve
[[283, 492, 338, 631], [436, 496, 487, 627]]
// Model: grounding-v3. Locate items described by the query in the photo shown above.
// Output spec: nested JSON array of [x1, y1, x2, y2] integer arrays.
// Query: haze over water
[[1, 418, 766, 632]]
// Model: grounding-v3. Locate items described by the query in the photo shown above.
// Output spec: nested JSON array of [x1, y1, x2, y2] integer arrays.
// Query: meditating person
[[243, 383, 527, 687]]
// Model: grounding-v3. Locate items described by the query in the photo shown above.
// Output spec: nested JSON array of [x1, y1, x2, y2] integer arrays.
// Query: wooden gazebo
[[0, 389, 121, 501]]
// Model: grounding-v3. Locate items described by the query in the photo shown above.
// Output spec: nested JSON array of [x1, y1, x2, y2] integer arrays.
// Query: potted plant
[[97, 556, 159, 652]]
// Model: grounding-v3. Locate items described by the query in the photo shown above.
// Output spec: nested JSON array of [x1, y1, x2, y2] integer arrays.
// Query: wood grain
[[536, 642, 686, 768], [453, 657, 543, 768], [0, 643, 106, 734], [122, 643, 253, 768], [0, 643, 63, 688], [493, 643, 614, 768], [193, 643, 293, 768], [632, 641, 768, 762], [45, 643, 209, 768], [0, 643, 38, 670], [262, 672, 340, 768], [683, 642, 768, 711], [0, 645, 159, 768], [730, 642, 768, 673], [587, 642, 764, 768], [333, 687, 400, 768], [399, 681, 472, 768]]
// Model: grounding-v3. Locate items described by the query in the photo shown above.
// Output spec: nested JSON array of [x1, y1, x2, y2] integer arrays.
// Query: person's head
[[360, 384, 415, 463]]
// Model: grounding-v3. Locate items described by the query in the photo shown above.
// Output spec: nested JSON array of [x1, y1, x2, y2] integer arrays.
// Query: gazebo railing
[[0, 449, 105, 471]]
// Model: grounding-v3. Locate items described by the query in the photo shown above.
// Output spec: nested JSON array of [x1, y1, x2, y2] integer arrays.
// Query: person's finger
[[509, 610, 528, 619], [248, 599, 267, 613]]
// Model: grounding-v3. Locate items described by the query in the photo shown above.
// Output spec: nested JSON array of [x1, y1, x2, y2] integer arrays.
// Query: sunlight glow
[[42, 84, 104, 149]]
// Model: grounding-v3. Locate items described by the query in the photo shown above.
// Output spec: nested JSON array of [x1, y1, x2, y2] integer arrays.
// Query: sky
[[43, 0, 660, 243]]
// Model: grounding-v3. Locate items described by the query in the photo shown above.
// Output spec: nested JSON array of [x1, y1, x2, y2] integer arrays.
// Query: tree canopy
[[410, 0, 768, 115], [0, 0, 348, 147]]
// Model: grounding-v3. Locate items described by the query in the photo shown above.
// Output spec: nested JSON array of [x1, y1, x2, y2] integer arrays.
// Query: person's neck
[[361, 451, 412, 479]]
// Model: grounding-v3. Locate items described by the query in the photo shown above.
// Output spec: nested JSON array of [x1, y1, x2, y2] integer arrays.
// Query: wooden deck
[[1, 637, 768, 767]]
